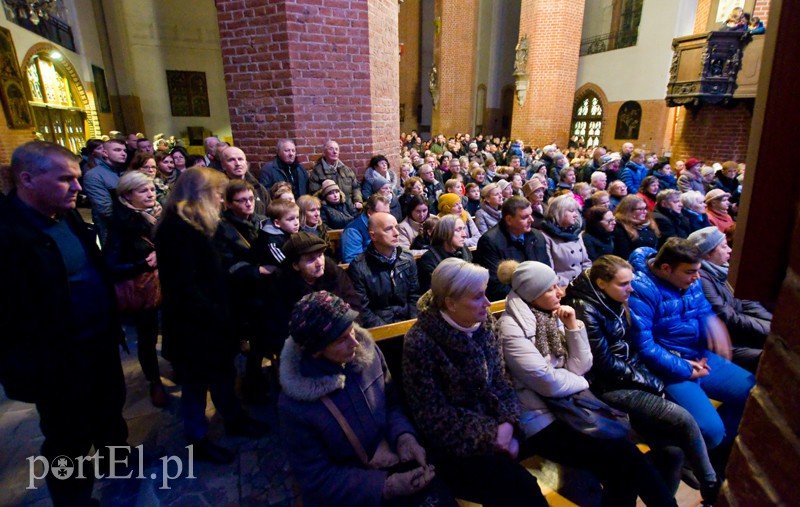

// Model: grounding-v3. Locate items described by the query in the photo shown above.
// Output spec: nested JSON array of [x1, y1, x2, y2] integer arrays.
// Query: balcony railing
[[7, 15, 76, 53], [579, 29, 640, 56]]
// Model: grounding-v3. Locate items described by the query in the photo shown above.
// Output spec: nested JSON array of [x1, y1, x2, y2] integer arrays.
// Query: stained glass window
[[571, 92, 604, 148]]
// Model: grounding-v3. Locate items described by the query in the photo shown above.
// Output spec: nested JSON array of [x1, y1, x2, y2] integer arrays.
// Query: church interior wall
[[399, 0, 421, 134]]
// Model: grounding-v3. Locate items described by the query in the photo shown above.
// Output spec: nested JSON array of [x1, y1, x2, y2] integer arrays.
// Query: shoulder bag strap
[[320, 395, 370, 466]]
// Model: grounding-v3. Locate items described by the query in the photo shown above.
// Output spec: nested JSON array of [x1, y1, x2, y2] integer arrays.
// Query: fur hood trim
[[279, 324, 377, 402]]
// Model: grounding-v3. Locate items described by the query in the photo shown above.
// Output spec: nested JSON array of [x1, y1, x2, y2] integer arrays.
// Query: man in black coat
[[258, 138, 309, 199], [0, 142, 128, 506], [347, 212, 420, 327], [474, 196, 551, 301]]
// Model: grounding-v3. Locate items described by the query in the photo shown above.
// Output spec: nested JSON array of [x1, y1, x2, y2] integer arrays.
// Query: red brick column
[[215, 0, 400, 175], [431, 0, 479, 135], [510, 0, 584, 148]]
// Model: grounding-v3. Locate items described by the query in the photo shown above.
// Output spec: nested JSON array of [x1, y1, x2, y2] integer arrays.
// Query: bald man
[[346, 211, 420, 327]]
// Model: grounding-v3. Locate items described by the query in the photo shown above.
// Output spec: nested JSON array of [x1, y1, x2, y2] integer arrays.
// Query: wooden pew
[[338, 245, 477, 271]]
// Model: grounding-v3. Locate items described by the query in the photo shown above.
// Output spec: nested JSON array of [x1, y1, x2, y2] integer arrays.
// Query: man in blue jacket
[[628, 238, 755, 464]]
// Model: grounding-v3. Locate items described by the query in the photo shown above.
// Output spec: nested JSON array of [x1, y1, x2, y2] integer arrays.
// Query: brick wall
[[670, 102, 752, 163], [216, 0, 399, 176], [510, 0, 585, 147], [753, 0, 770, 26], [398, 0, 420, 133], [604, 99, 671, 154], [368, 0, 401, 171], [0, 107, 36, 165], [694, 0, 711, 33], [431, 0, 479, 135]]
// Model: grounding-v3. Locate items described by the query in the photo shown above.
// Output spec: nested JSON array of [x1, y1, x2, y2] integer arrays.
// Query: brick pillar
[[215, 0, 400, 174], [431, 0, 479, 135], [510, 0, 584, 147]]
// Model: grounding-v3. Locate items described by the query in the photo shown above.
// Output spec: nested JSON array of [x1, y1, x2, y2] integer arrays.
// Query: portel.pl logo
[[27, 445, 196, 490]]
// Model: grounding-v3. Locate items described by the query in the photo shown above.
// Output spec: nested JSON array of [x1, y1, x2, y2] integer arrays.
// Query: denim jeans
[[663, 352, 755, 449], [602, 388, 716, 484]]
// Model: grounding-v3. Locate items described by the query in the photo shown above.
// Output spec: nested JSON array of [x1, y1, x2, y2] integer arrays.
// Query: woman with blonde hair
[[106, 170, 167, 407], [403, 258, 548, 507], [437, 193, 481, 248], [541, 194, 592, 286], [153, 151, 178, 204], [296, 194, 332, 255], [613, 194, 659, 260], [156, 167, 269, 464]]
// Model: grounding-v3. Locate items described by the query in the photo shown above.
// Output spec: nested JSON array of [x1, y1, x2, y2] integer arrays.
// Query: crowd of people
[[0, 129, 770, 506]]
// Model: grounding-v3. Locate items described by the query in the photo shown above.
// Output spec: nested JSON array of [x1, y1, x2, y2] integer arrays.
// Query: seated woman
[[637, 176, 660, 213], [582, 206, 616, 261], [363, 154, 399, 200], [474, 183, 503, 234], [522, 176, 547, 230], [705, 189, 735, 234], [280, 291, 456, 507], [688, 227, 771, 374], [613, 195, 659, 260], [541, 194, 592, 287], [652, 190, 691, 248], [410, 216, 438, 252], [436, 193, 480, 248], [319, 179, 357, 229], [403, 258, 548, 507], [496, 260, 677, 507], [398, 176, 425, 219], [398, 195, 429, 256], [681, 190, 711, 233], [371, 175, 403, 223], [416, 215, 472, 293], [563, 256, 719, 504], [297, 194, 334, 258]]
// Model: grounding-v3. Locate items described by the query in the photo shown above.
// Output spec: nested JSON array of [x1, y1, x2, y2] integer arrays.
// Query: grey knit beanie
[[687, 226, 726, 256], [512, 261, 558, 303]]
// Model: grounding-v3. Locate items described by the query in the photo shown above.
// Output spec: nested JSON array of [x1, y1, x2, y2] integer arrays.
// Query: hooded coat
[[279, 326, 415, 507]]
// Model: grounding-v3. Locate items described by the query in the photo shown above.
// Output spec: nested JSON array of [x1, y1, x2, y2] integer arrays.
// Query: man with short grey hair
[[203, 136, 221, 166], [309, 139, 362, 209], [259, 138, 309, 199]]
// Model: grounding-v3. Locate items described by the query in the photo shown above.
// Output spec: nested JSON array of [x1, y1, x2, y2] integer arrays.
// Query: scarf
[[702, 260, 733, 293], [542, 220, 581, 242], [479, 201, 502, 220], [531, 306, 566, 360], [119, 196, 162, 225]]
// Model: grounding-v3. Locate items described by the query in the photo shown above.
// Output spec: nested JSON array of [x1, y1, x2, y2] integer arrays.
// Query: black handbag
[[543, 389, 631, 439]]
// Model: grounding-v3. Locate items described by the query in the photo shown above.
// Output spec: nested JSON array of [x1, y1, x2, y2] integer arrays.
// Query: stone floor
[[0, 322, 702, 507]]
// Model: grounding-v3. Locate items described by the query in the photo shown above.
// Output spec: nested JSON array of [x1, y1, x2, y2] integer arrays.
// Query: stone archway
[[21, 43, 100, 141], [571, 82, 609, 147]]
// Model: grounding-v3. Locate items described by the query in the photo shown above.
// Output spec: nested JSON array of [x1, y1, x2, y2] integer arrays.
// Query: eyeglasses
[[602, 218, 617, 224], [232, 197, 255, 204], [634, 206, 648, 211]]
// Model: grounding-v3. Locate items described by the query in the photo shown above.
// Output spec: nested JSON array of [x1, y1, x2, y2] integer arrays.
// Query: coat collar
[[279, 324, 377, 402]]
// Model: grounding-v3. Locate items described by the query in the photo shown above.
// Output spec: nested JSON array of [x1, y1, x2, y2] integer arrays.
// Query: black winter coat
[[0, 195, 123, 402], [320, 201, 357, 229], [416, 245, 472, 293], [612, 224, 658, 261], [682, 209, 711, 233], [347, 245, 421, 327], [104, 201, 157, 280], [564, 271, 664, 396], [698, 264, 771, 347], [652, 206, 691, 248], [474, 221, 550, 302], [582, 230, 614, 261], [156, 213, 236, 380]]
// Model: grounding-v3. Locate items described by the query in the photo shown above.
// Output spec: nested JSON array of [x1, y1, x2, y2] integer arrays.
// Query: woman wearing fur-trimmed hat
[[279, 291, 457, 507], [318, 179, 357, 229], [496, 260, 677, 507]]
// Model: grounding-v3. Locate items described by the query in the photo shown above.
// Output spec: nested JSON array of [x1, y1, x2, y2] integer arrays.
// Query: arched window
[[25, 54, 86, 153], [571, 92, 603, 148]]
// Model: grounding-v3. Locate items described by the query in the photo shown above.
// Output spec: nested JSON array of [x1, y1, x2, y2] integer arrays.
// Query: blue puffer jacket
[[628, 247, 713, 382], [619, 161, 647, 193]]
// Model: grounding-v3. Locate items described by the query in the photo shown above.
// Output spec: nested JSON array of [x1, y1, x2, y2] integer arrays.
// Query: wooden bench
[[338, 245, 477, 271]]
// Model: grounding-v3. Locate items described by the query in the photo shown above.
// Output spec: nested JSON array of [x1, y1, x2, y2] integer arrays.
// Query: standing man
[[136, 137, 154, 155], [220, 146, 269, 215], [83, 138, 127, 244], [309, 139, 362, 209], [259, 138, 309, 199], [0, 142, 128, 506], [619, 142, 635, 168], [203, 136, 221, 166]]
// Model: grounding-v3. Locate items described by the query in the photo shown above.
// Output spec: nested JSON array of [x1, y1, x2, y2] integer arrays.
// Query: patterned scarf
[[119, 196, 162, 225], [531, 306, 567, 360]]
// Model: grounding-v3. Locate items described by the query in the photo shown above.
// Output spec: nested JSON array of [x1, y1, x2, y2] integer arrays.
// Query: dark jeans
[[176, 361, 242, 441], [602, 389, 716, 484], [133, 308, 161, 382], [434, 453, 548, 507], [37, 340, 128, 506], [521, 421, 677, 507]]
